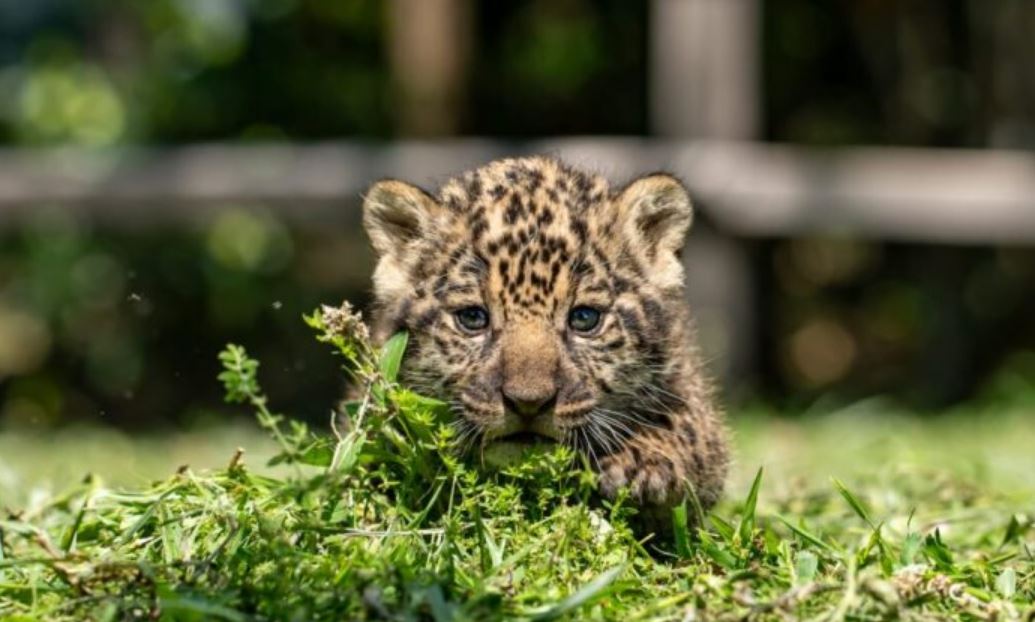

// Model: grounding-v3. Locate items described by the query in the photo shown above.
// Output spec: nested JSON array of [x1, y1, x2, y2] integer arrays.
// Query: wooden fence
[[2, 138, 1033, 382], [3, 139, 1035, 243]]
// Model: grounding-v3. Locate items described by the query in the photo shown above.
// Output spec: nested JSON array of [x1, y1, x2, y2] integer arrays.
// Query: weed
[[1, 302, 1033, 620]]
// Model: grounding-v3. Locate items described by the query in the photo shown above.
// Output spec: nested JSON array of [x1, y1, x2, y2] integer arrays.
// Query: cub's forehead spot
[[432, 157, 614, 316], [440, 160, 610, 254], [439, 157, 609, 221]]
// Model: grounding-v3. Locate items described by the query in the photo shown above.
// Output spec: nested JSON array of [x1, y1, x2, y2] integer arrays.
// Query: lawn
[[1, 308, 1033, 620]]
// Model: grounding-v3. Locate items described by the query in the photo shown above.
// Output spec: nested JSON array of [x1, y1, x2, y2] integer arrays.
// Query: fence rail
[[2, 139, 1035, 243]]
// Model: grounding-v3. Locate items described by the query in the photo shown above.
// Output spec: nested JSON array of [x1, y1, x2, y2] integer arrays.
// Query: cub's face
[[363, 157, 693, 455]]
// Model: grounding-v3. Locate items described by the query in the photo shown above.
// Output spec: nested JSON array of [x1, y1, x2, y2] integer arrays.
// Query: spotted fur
[[362, 156, 729, 513]]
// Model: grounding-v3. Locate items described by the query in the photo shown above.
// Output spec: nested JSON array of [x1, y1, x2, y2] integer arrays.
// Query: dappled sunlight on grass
[[0, 424, 277, 507], [732, 405, 1035, 494], [5, 406, 1034, 509], [5, 405, 1034, 516]]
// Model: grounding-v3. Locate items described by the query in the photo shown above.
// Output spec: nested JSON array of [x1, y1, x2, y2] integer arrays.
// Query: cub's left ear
[[616, 174, 693, 258], [363, 179, 441, 305], [363, 179, 440, 259]]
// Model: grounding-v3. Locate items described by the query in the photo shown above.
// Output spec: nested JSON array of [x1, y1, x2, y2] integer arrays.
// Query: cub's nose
[[502, 388, 558, 419]]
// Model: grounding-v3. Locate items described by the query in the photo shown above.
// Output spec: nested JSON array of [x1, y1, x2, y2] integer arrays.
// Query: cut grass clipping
[[0, 302, 1032, 620]]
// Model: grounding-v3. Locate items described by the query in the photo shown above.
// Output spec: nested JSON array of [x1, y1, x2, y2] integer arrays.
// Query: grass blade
[[923, 529, 955, 571], [159, 593, 247, 622], [738, 467, 764, 543], [776, 515, 837, 554], [697, 529, 739, 569], [710, 514, 735, 542], [832, 478, 876, 529], [61, 480, 97, 553], [672, 502, 692, 558], [529, 564, 625, 621], [1001, 514, 1024, 547]]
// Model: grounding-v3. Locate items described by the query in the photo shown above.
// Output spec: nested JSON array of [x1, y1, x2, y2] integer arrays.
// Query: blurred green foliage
[[3, 1, 1033, 144], [763, 2, 1035, 147], [471, 1, 646, 136], [764, 239, 1035, 407], [0, 0, 391, 143], [0, 208, 373, 428], [0, 0, 646, 143]]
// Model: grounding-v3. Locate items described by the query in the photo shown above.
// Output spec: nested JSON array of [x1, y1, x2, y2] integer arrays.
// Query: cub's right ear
[[362, 180, 439, 258]]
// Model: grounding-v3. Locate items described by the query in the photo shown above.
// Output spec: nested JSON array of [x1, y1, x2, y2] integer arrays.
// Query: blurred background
[[1, 0, 1035, 441]]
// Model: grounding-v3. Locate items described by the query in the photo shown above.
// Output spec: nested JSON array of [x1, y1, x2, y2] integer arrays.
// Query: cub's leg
[[595, 418, 729, 525]]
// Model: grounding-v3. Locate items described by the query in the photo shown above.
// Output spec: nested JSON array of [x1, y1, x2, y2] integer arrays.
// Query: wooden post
[[651, 0, 760, 387], [387, 0, 471, 136], [650, 0, 759, 138]]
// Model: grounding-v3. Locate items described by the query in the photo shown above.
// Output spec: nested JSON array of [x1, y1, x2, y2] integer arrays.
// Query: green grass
[[1, 304, 1033, 620]]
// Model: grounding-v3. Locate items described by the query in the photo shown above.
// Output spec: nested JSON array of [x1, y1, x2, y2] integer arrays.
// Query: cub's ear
[[615, 174, 693, 290], [362, 180, 439, 258], [615, 173, 693, 259]]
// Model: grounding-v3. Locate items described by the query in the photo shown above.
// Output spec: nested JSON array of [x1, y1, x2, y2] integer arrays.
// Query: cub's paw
[[596, 447, 686, 508]]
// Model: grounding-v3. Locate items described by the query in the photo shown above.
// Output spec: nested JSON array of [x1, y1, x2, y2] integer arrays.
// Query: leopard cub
[[362, 156, 729, 516]]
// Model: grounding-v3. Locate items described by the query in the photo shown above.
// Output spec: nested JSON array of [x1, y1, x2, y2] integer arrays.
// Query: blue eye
[[455, 306, 489, 332], [568, 306, 602, 333]]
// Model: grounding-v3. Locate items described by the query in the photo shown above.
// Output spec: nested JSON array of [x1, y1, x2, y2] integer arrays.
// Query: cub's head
[[362, 157, 694, 454]]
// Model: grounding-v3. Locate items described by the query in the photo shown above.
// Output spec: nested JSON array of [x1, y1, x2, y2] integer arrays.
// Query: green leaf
[[379, 332, 409, 383], [794, 550, 818, 585], [341, 400, 363, 418], [392, 389, 451, 421], [529, 564, 625, 621], [331, 430, 367, 473], [408, 392, 450, 412], [995, 567, 1016, 598], [217, 344, 260, 403], [266, 436, 328, 467], [270, 438, 335, 467], [923, 530, 955, 571], [899, 532, 922, 567]]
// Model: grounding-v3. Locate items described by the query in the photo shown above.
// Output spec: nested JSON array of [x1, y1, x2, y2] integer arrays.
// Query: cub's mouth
[[484, 417, 563, 445], [493, 431, 556, 446], [481, 427, 560, 467]]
